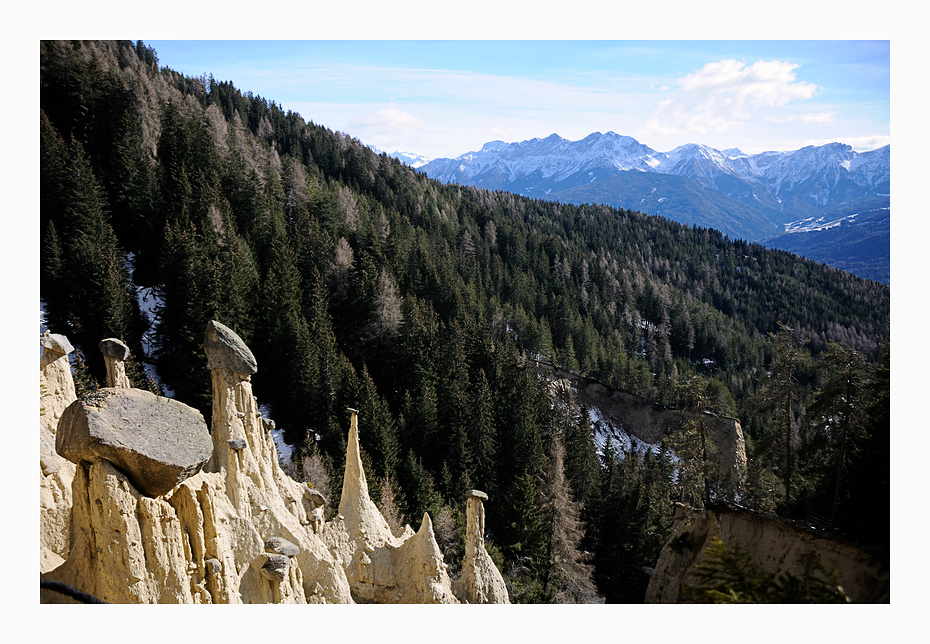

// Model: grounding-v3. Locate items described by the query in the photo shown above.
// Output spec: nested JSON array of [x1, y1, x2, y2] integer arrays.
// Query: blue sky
[[146, 40, 889, 160]]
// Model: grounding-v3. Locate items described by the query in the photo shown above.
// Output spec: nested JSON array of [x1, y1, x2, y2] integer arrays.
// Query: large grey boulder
[[98, 338, 130, 360], [41, 331, 73, 356], [204, 320, 257, 374], [56, 388, 213, 497]]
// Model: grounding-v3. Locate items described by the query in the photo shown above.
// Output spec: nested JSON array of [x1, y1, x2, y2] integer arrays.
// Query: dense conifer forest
[[39, 40, 890, 602]]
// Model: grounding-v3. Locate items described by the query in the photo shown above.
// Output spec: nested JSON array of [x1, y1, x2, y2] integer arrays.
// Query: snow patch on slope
[[783, 212, 860, 233], [260, 403, 295, 471], [587, 405, 663, 457]]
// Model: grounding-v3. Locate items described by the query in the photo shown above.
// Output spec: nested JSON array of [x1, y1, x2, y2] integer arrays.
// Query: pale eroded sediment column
[[202, 321, 260, 503], [40, 331, 78, 565], [458, 489, 510, 604], [40, 331, 76, 430], [99, 338, 132, 388]]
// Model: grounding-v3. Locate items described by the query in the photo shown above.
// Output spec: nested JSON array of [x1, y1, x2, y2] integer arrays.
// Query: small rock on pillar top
[[99, 338, 131, 388]]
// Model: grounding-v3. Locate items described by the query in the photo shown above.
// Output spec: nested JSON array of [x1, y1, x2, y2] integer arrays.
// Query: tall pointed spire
[[341, 408, 369, 504], [337, 408, 392, 540]]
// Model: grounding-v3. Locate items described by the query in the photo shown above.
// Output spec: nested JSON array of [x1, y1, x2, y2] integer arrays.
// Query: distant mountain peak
[[386, 150, 430, 168], [480, 140, 510, 152], [418, 131, 890, 247]]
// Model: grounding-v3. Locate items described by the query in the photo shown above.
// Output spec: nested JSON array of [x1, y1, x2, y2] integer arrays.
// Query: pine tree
[[434, 505, 464, 576], [807, 342, 874, 521], [437, 320, 472, 495], [468, 368, 498, 496], [501, 470, 547, 603], [40, 125, 135, 380], [540, 436, 601, 603], [357, 366, 400, 481], [668, 376, 718, 507], [401, 450, 442, 527], [561, 403, 601, 515], [753, 324, 806, 515], [41, 221, 67, 333], [377, 473, 405, 534]]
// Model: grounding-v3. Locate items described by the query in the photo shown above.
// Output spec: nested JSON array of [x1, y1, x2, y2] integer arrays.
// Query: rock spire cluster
[[39, 322, 509, 604]]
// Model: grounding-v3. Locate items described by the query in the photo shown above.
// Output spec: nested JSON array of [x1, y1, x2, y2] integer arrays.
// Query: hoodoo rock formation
[[320, 408, 458, 603], [39, 322, 510, 604], [39, 331, 77, 572], [453, 490, 510, 604], [98, 337, 131, 388]]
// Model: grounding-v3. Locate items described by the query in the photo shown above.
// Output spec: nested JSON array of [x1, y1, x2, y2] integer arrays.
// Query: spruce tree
[[501, 470, 547, 603], [401, 450, 442, 527], [154, 220, 214, 413], [753, 324, 806, 515], [357, 366, 400, 481], [40, 127, 135, 380], [468, 368, 498, 497]]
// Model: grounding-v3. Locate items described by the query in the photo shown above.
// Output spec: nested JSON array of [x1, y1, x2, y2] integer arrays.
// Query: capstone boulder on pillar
[[99, 337, 131, 388], [56, 388, 213, 497], [204, 320, 257, 375]]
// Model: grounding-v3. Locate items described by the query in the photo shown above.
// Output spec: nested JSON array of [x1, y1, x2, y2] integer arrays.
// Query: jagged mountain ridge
[[385, 150, 430, 169], [420, 132, 890, 243]]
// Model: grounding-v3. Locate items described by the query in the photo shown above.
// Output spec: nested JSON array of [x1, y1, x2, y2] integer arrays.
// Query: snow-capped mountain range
[[365, 145, 431, 169], [386, 150, 430, 169], [418, 132, 890, 244]]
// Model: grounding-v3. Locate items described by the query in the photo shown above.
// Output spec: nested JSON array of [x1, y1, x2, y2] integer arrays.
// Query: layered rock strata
[[645, 503, 889, 603]]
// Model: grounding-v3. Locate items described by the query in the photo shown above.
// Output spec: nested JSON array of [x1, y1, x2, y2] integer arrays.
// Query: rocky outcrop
[[39, 331, 77, 569], [40, 332, 76, 426], [40, 321, 510, 604], [320, 409, 458, 603], [538, 361, 747, 491], [645, 503, 889, 603]]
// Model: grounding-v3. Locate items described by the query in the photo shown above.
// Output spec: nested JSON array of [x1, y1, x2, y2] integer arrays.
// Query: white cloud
[[283, 63, 662, 157], [328, 106, 430, 153], [644, 59, 819, 137], [764, 111, 835, 124], [800, 112, 835, 124], [351, 106, 426, 132]]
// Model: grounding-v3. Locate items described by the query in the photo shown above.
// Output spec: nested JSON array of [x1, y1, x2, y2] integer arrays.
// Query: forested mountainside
[[39, 40, 890, 602], [420, 133, 891, 283], [760, 202, 890, 285]]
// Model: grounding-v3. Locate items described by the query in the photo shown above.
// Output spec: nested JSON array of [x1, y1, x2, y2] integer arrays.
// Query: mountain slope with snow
[[387, 150, 430, 168], [760, 200, 890, 284], [419, 133, 889, 277], [421, 134, 889, 227]]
